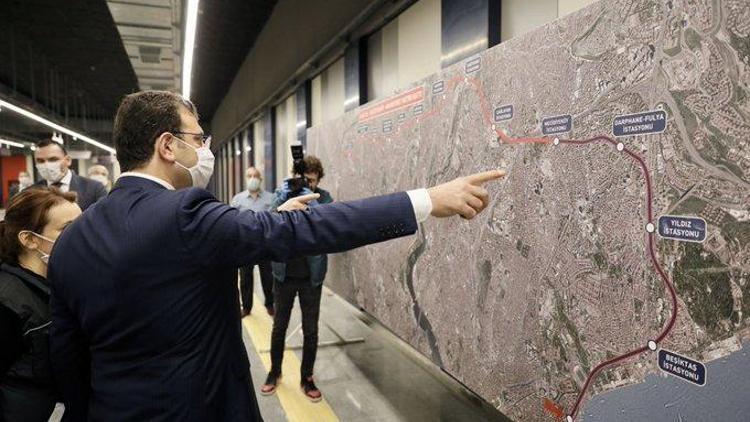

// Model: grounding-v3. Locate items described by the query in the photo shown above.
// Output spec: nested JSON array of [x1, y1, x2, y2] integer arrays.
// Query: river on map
[[583, 343, 750, 421]]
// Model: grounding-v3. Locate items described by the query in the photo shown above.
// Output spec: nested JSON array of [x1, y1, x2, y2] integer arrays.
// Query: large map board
[[307, 0, 750, 420]]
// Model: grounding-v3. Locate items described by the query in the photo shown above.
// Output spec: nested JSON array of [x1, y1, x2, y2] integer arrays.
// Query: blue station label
[[658, 215, 707, 243], [397, 112, 407, 123], [413, 103, 424, 116], [465, 56, 481, 74], [658, 349, 706, 386], [382, 119, 393, 133], [613, 110, 667, 136], [432, 80, 445, 95], [494, 105, 514, 122], [542, 114, 572, 135], [357, 125, 368, 134]]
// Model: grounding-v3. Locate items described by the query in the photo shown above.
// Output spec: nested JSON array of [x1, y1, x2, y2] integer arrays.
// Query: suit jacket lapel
[[69, 172, 79, 192]]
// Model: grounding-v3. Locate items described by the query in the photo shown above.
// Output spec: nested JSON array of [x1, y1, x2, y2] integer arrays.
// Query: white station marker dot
[[553, 137, 560, 146], [616, 142, 624, 151], [464, 77, 468, 83], [648, 340, 657, 351], [492, 124, 496, 130], [646, 222, 655, 233], [567, 416, 574, 422]]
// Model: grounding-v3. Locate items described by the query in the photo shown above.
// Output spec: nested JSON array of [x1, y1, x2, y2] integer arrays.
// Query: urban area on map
[[308, 0, 750, 420]]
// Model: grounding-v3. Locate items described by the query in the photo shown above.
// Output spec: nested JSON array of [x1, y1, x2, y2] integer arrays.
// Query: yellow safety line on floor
[[242, 293, 339, 422]]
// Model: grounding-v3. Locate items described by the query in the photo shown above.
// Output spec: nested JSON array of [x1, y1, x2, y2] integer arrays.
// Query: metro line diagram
[[351, 70, 679, 421]]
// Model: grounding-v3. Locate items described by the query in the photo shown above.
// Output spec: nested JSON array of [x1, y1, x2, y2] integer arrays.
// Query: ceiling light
[[0, 98, 116, 154], [0, 138, 27, 148], [182, 0, 200, 100]]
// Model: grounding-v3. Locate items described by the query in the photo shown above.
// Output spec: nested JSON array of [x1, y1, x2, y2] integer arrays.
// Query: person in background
[[8, 172, 32, 200], [231, 166, 275, 317], [0, 187, 81, 421], [260, 154, 333, 402], [32, 139, 107, 211], [87, 164, 111, 192], [300, 155, 332, 203]]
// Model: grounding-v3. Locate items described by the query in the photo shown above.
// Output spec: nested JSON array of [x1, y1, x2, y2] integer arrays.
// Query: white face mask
[[174, 137, 215, 189], [22, 231, 55, 265], [246, 177, 261, 192], [36, 161, 66, 183], [90, 174, 109, 186]]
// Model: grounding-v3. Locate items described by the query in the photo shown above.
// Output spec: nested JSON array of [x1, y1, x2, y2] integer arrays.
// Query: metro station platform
[[240, 271, 509, 422]]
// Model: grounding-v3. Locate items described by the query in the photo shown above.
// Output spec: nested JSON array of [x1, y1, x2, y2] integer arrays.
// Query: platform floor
[[242, 269, 509, 422]]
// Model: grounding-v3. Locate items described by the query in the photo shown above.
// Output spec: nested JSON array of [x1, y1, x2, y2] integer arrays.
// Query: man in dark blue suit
[[48, 91, 504, 421], [32, 139, 108, 211]]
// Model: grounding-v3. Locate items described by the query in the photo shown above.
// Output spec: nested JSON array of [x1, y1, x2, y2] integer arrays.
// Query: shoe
[[241, 309, 251, 318], [260, 372, 281, 396], [300, 376, 322, 402], [266, 305, 275, 317]]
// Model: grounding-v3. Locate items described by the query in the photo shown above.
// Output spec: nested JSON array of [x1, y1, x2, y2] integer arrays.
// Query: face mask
[[36, 161, 65, 183], [174, 137, 215, 189], [91, 174, 109, 186], [22, 231, 55, 265], [19, 176, 32, 188], [246, 177, 261, 192]]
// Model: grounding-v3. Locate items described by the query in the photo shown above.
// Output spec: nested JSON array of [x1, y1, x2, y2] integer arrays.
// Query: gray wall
[[211, 0, 375, 144]]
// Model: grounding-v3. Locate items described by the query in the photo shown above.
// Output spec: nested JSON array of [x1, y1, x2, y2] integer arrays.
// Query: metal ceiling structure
[[0, 0, 276, 152], [0, 0, 139, 151], [107, 0, 182, 92]]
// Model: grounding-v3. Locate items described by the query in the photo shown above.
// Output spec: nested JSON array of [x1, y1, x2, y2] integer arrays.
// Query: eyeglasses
[[172, 131, 212, 146]]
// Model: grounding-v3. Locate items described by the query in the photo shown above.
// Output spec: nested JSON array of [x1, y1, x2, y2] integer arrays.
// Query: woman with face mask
[[0, 187, 81, 421]]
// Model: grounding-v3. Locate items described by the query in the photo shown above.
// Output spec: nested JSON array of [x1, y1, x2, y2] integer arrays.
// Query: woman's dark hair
[[303, 155, 325, 179], [0, 187, 77, 266], [113, 90, 198, 172]]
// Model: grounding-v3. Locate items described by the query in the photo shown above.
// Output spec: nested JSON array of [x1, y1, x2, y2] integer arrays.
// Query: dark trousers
[[239, 261, 273, 312], [269, 277, 322, 379]]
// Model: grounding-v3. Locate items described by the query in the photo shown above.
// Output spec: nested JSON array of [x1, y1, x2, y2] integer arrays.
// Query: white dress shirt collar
[[48, 169, 73, 192], [118, 172, 175, 190]]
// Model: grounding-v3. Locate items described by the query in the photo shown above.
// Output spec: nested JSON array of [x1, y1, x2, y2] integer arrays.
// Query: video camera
[[286, 144, 308, 197]]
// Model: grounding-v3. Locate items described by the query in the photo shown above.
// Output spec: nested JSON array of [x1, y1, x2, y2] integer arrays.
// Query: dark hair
[[113, 90, 198, 172], [303, 155, 325, 179], [36, 138, 68, 155], [0, 187, 77, 266]]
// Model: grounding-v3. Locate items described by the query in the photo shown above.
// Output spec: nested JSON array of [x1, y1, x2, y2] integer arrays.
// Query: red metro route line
[[357, 75, 679, 421]]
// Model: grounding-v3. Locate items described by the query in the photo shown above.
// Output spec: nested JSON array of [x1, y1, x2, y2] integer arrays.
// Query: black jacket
[[33, 172, 107, 211], [0, 263, 56, 422]]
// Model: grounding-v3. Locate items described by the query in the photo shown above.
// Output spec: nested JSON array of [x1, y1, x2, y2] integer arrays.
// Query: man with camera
[[260, 152, 333, 402]]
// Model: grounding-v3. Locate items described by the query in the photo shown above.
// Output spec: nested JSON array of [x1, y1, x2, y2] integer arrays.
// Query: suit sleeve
[[93, 180, 107, 203], [178, 188, 418, 268], [49, 274, 91, 420]]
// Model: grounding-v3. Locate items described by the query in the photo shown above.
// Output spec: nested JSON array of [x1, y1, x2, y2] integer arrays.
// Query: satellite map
[[307, 0, 750, 420]]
